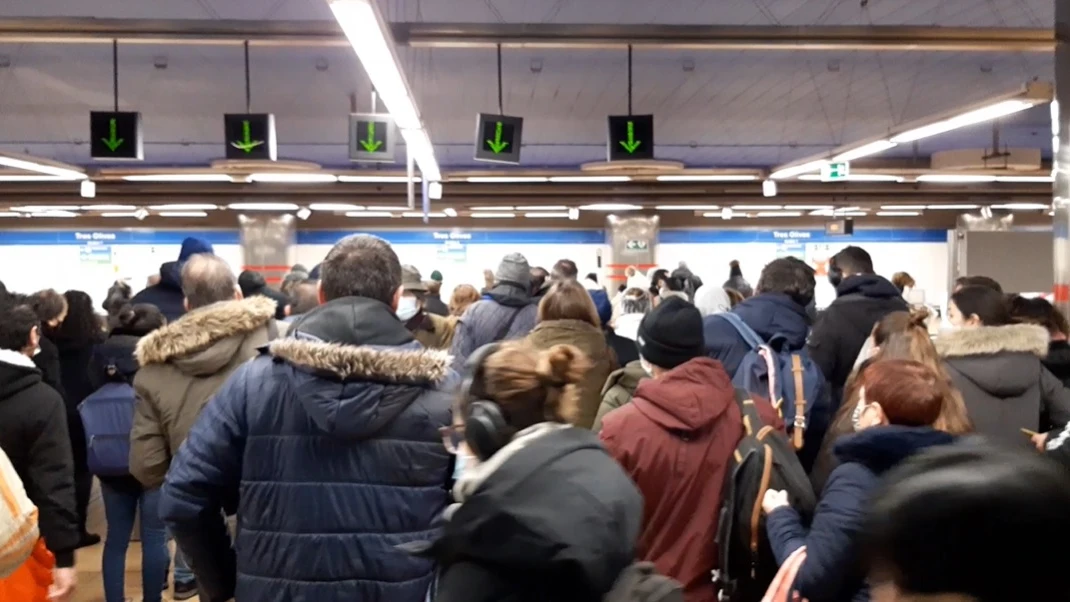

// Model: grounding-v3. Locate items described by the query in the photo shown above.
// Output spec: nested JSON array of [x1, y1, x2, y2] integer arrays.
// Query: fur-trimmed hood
[[268, 338, 451, 384], [935, 323, 1050, 359], [135, 295, 277, 369]]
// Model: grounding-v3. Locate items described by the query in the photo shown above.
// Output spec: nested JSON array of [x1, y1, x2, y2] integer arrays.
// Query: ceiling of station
[[0, 0, 1058, 171]]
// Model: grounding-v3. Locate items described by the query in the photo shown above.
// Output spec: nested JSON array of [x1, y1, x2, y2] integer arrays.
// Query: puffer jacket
[[936, 324, 1070, 449], [159, 296, 455, 602], [703, 293, 811, 377], [526, 319, 616, 429], [593, 360, 646, 432], [450, 283, 537, 369], [129, 295, 278, 489], [765, 426, 953, 602]]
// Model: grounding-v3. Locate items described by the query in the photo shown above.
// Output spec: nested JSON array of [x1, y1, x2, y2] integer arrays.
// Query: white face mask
[[396, 296, 420, 321]]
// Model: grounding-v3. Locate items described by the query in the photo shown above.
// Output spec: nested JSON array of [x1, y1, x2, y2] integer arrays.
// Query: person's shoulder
[[825, 459, 879, 491]]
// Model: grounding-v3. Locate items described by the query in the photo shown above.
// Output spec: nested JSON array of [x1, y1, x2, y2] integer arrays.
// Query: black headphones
[[458, 343, 512, 461]]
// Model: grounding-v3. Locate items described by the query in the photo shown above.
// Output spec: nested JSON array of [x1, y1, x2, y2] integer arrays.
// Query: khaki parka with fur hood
[[130, 295, 281, 488]]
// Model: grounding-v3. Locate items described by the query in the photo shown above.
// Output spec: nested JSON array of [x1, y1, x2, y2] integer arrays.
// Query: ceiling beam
[[0, 18, 1053, 52]]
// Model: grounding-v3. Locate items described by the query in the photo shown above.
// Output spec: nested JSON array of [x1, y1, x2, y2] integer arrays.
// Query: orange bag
[[0, 539, 54, 602]]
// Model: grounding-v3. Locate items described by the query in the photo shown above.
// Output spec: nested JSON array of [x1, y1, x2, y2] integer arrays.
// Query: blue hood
[[178, 236, 214, 261], [834, 426, 954, 475], [269, 297, 456, 439], [835, 274, 902, 300], [731, 292, 811, 349]]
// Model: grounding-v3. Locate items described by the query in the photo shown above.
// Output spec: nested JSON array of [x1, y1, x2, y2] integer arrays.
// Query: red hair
[[859, 359, 944, 427]]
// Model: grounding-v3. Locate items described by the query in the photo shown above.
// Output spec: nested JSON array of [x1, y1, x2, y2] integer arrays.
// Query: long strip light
[[755, 211, 804, 218], [158, 211, 208, 217], [466, 176, 549, 183], [926, 204, 980, 210], [797, 174, 905, 182], [337, 175, 421, 183], [122, 174, 233, 182], [309, 203, 365, 212], [471, 212, 517, 218], [891, 100, 1037, 143], [655, 204, 722, 211], [247, 173, 338, 184], [346, 211, 396, 218], [148, 203, 218, 211], [402, 211, 447, 218], [516, 205, 568, 211], [831, 140, 898, 162], [578, 203, 642, 211], [0, 175, 85, 182], [0, 155, 86, 180], [655, 175, 758, 182], [228, 202, 301, 211], [991, 203, 1050, 210], [877, 211, 922, 217], [770, 160, 828, 180], [329, 0, 440, 182], [11, 205, 80, 213], [83, 204, 136, 211], [524, 212, 571, 218], [549, 176, 632, 183], [916, 174, 997, 183]]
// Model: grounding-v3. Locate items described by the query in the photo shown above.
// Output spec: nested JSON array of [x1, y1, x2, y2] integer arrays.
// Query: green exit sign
[[474, 113, 523, 164], [607, 114, 654, 161], [224, 113, 277, 161], [821, 161, 850, 181], [349, 113, 396, 162], [90, 111, 143, 160]]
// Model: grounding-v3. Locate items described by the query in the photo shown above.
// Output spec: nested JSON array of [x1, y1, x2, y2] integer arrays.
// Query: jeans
[[100, 485, 170, 602], [172, 536, 195, 586]]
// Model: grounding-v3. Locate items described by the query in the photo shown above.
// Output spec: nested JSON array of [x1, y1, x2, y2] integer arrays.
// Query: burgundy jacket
[[600, 357, 782, 602]]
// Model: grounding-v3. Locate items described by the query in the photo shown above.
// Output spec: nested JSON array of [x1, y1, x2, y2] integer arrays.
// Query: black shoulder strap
[[493, 308, 523, 342]]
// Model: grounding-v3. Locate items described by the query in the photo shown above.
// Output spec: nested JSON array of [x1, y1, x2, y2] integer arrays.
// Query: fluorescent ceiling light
[[840, 211, 868, 217], [655, 175, 757, 182], [122, 174, 233, 182], [809, 209, 835, 216], [402, 212, 447, 218], [515, 205, 567, 211], [549, 176, 632, 183], [877, 211, 922, 217], [30, 210, 79, 218], [891, 100, 1036, 143], [926, 204, 980, 210], [443, 208, 458, 217], [338, 175, 421, 183], [247, 173, 338, 184], [788, 205, 835, 210], [82, 204, 136, 211], [309, 203, 365, 212], [476, 206, 515, 211], [991, 203, 1049, 210], [525, 212, 570, 218], [0, 156, 86, 180], [770, 160, 827, 180], [0, 212, 21, 217], [881, 205, 928, 210], [655, 205, 721, 211], [329, 0, 420, 129], [732, 204, 782, 210], [916, 174, 997, 183], [11, 205, 78, 213], [149, 203, 218, 211], [0, 175, 83, 182], [346, 211, 395, 218], [471, 212, 516, 218], [466, 176, 548, 183], [831, 140, 898, 162], [994, 176, 1054, 183], [101, 212, 139, 217], [366, 206, 408, 212], [158, 211, 208, 217], [798, 174, 905, 182], [578, 203, 642, 211], [400, 128, 442, 182], [754, 211, 804, 217], [227, 202, 300, 211]]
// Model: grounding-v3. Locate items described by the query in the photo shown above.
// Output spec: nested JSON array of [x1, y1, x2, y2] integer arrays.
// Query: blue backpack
[[78, 375, 136, 478], [717, 312, 827, 452]]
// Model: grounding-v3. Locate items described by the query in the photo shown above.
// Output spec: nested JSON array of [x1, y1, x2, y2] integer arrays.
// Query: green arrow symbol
[[619, 120, 642, 154], [360, 121, 383, 152], [230, 120, 265, 153], [486, 122, 509, 154], [100, 118, 124, 152]]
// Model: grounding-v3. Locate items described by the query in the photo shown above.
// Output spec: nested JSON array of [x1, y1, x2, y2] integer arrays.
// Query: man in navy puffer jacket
[[160, 234, 455, 602]]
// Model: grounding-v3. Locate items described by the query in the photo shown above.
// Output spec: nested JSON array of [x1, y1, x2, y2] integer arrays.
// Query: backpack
[[604, 562, 683, 602], [717, 312, 828, 452], [0, 446, 39, 578], [78, 375, 137, 478], [713, 390, 816, 602]]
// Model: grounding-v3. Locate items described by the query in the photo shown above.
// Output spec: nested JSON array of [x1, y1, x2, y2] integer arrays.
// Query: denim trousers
[[100, 484, 171, 602]]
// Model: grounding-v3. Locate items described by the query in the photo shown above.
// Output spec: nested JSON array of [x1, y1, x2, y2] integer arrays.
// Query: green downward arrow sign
[[360, 122, 383, 152], [101, 118, 124, 152], [486, 122, 509, 154], [619, 120, 641, 154], [231, 120, 265, 153]]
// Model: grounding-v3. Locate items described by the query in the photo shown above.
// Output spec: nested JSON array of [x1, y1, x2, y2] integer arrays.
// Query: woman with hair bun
[[421, 341, 644, 602], [87, 303, 169, 602], [761, 360, 956, 602], [938, 285, 1070, 449]]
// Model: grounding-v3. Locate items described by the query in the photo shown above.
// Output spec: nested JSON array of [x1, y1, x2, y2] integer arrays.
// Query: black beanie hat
[[637, 296, 705, 369]]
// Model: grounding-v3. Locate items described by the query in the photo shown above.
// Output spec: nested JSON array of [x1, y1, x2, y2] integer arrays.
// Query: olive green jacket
[[593, 360, 647, 432]]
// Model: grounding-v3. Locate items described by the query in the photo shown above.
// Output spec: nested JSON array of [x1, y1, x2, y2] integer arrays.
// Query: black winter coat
[[130, 261, 186, 323], [33, 335, 66, 399], [0, 352, 79, 567], [808, 275, 908, 409]]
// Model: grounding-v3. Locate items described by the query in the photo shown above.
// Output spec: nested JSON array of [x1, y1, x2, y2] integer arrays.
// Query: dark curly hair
[[52, 290, 104, 346]]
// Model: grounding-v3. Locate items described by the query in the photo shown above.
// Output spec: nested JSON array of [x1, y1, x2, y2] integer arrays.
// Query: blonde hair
[[538, 280, 600, 327], [468, 342, 591, 430], [449, 284, 481, 317]]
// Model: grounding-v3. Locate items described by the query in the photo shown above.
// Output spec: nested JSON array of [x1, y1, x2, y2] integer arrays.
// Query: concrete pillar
[[604, 215, 659, 289], [237, 214, 296, 287], [1054, 1, 1070, 313]]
